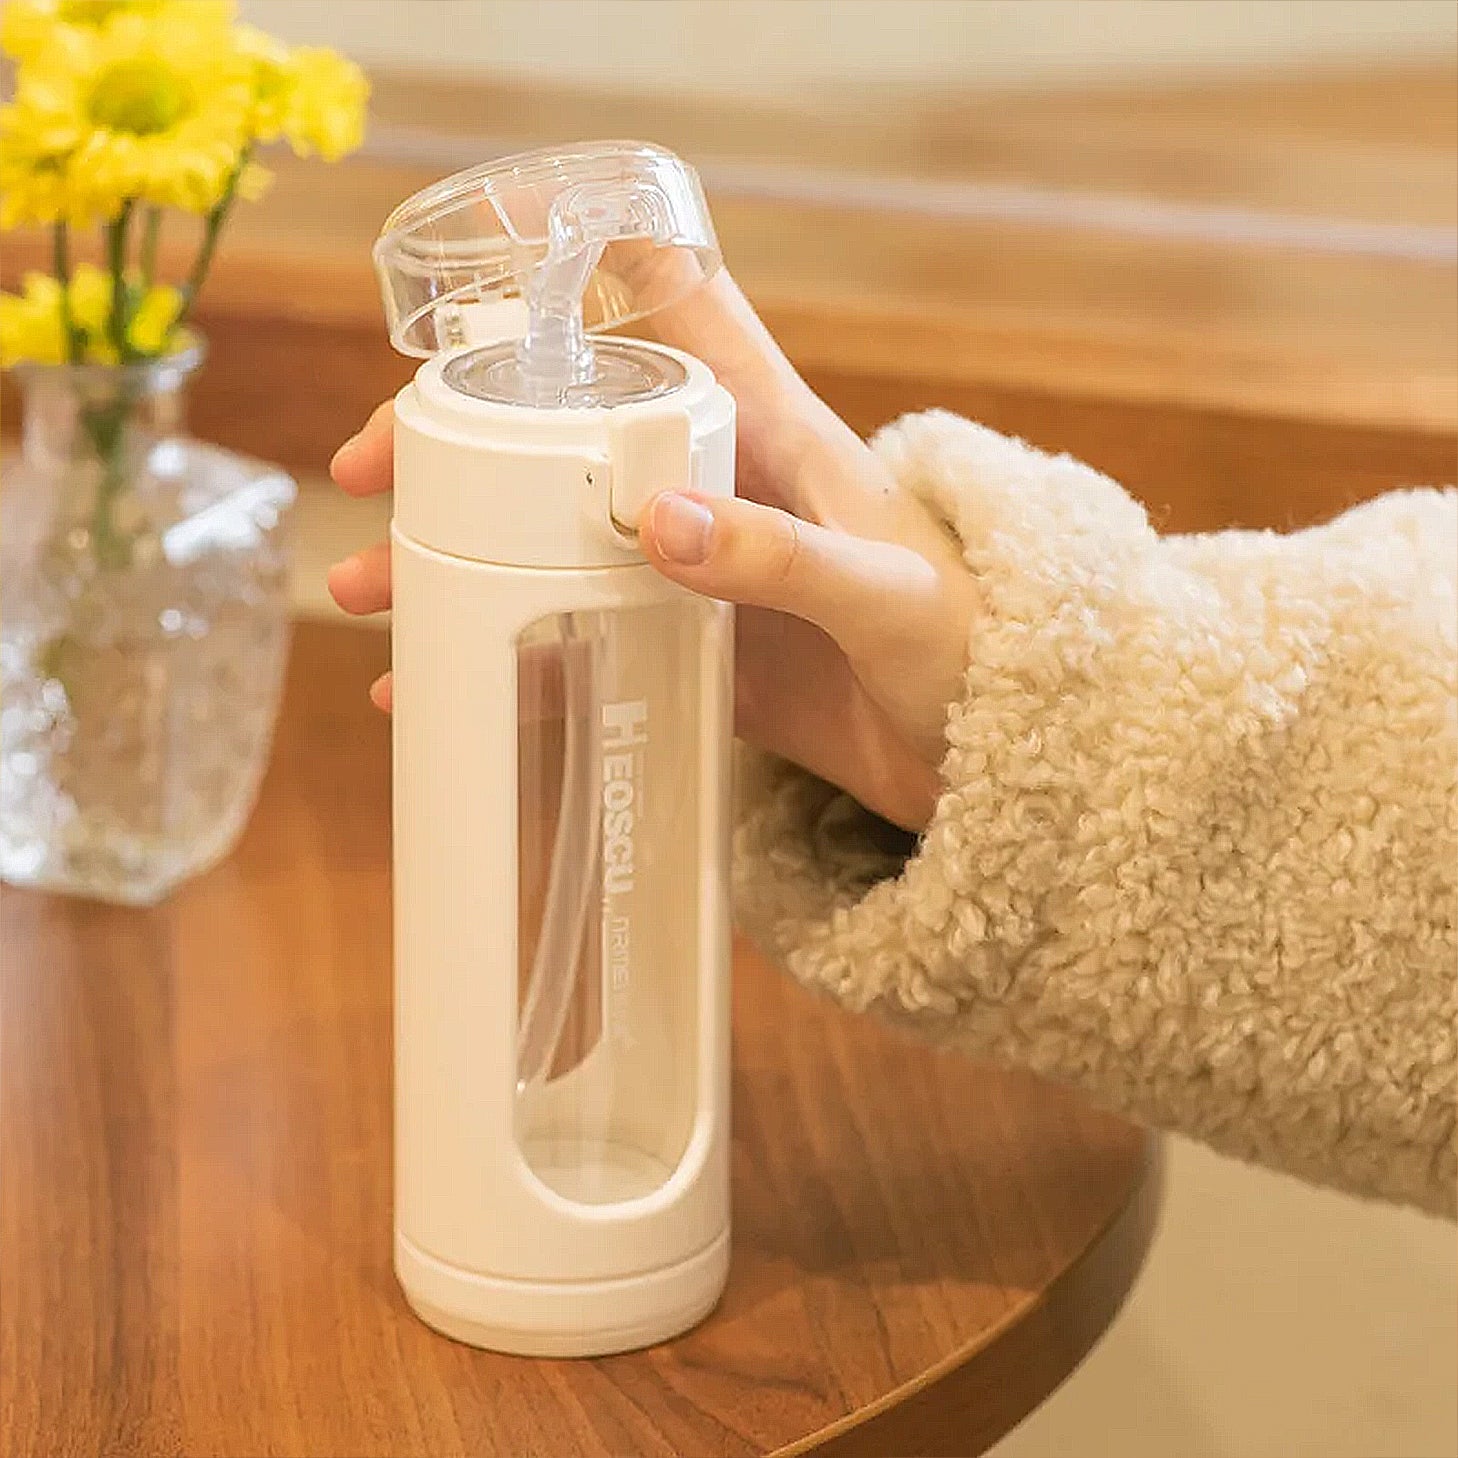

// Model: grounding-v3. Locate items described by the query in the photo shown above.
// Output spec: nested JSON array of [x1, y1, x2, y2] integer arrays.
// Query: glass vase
[[0, 342, 296, 905]]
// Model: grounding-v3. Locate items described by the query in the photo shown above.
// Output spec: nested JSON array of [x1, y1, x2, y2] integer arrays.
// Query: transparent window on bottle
[[515, 601, 709, 1205]]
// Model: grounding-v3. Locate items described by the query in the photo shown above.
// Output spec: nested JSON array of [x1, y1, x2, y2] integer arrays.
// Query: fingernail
[[653, 493, 714, 565]]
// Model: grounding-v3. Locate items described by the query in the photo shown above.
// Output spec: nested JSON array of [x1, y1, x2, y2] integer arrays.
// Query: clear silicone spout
[[373, 141, 721, 405], [512, 178, 677, 405]]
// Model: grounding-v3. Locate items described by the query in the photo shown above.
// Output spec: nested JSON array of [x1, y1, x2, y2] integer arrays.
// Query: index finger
[[330, 399, 395, 497]]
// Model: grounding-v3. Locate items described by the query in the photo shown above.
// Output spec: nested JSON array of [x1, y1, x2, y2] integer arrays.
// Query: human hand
[[329, 272, 977, 831]]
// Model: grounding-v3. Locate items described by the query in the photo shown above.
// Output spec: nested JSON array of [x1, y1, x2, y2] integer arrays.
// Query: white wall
[[239, 0, 1458, 96], [991, 1137, 1457, 1458]]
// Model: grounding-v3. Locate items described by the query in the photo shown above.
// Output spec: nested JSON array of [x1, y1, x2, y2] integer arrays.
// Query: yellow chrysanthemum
[[235, 24, 368, 161], [65, 260, 115, 342], [0, 127, 76, 229], [234, 158, 273, 203], [0, 4, 365, 376], [125, 277, 183, 353], [0, 8, 253, 225], [0, 1, 233, 64], [276, 47, 368, 161], [0, 265, 185, 366], [71, 262, 184, 358], [232, 22, 292, 140], [0, 273, 67, 366]]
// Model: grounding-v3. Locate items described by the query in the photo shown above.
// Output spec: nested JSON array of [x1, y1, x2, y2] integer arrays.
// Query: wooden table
[[0, 623, 1159, 1458]]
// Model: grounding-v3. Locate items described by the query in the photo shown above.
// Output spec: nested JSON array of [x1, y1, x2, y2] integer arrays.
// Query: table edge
[[768, 1131, 1166, 1458]]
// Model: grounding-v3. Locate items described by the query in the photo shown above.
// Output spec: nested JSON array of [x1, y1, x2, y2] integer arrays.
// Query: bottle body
[[516, 598, 721, 1205], [391, 343, 735, 1356]]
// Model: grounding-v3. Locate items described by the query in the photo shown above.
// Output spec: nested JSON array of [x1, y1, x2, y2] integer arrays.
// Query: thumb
[[639, 491, 937, 648]]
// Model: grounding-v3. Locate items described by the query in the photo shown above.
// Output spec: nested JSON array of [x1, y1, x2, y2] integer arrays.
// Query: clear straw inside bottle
[[515, 602, 716, 1205]]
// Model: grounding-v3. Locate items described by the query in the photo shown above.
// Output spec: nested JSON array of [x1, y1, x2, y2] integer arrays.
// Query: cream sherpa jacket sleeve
[[734, 412, 1457, 1218]]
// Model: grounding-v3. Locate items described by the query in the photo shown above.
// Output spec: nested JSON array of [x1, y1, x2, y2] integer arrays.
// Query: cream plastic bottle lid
[[373, 141, 720, 408]]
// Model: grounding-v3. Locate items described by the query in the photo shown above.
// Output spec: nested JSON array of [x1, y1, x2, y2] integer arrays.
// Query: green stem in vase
[[53, 222, 82, 365], [105, 199, 136, 362], [80, 392, 137, 571], [169, 147, 249, 343], [139, 206, 162, 290]]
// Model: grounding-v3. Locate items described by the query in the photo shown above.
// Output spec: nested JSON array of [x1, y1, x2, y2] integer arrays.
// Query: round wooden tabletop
[[0, 622, 1160, 1458]]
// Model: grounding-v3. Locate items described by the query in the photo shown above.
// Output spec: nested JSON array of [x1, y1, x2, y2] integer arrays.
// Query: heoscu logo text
[[602, 699, 647, 897]]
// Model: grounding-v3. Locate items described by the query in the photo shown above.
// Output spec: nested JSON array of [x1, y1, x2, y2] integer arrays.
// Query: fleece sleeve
[[733, 411, 1457, 1217]]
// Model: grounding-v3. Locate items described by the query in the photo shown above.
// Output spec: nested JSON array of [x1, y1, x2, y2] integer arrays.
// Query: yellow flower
[[0, 273, 67, 367], [235, 25, 368, 161], [232, 22, 292, 140], [125, 278, 182, 353], [275, 46, 368, 161], [0, 265, 186, 367], [65, 261, 115, 344], [0, 7, 252, 225], [0, 3, 363, 228], [1, 1, 233, 64], [0, 129, 75, 229], [69, 261, 184, 358], [235, 158, 272, 203]]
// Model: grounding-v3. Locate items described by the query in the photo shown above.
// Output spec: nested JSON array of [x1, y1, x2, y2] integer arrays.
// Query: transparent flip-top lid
[[374, 141, 720, 407]]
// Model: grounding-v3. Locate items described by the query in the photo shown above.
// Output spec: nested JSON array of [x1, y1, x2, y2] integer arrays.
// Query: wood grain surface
[[0, 623, 1159, 1458]]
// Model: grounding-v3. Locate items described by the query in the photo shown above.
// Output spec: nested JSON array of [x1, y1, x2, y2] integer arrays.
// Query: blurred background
[[8, 4, 1452, 1454], [211, 4, 1458, 1456], [166, 0, 1454, 561], [241, 0, 1458, 93]]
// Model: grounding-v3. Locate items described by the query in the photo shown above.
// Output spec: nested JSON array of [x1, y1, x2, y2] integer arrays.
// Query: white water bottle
[[374, 143, 735, 1357]]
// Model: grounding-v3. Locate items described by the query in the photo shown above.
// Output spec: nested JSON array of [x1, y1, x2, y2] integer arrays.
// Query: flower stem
[[170, 148, 249, 344], [53, 222, 82, 365], [78, 393, 136, 570], [106, 200, 136, 362], [139, 206, 162, 290]]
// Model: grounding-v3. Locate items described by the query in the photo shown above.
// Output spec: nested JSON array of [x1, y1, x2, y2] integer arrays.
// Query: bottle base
[[395, 1226, 730, 1357]]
